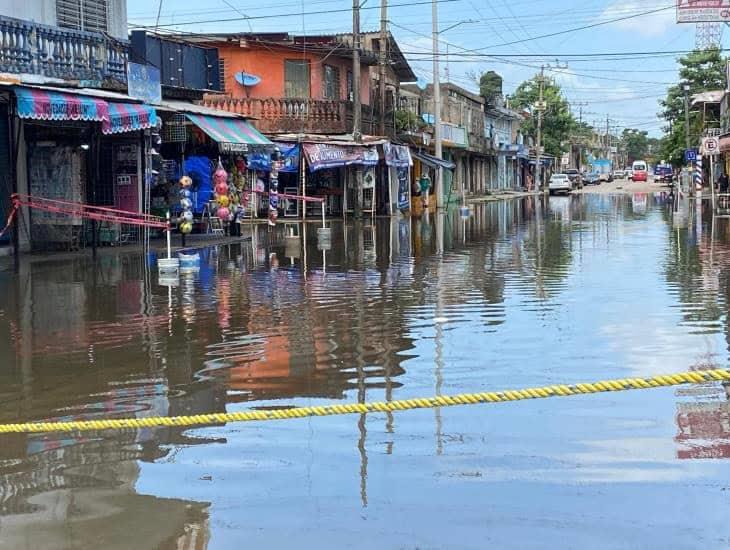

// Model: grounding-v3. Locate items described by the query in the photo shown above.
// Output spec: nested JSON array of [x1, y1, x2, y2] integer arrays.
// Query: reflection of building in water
[[675, 397, 730, 460]]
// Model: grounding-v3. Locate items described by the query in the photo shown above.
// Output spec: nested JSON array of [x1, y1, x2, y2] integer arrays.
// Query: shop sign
[[397, 167, 410, 209], [127, 62, 162, 104], [383, 143, 413, 167], [303, 143, 379, 171], [220, 142, 249, 153]]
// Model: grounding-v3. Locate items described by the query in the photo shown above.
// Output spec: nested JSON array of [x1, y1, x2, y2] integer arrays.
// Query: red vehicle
[[630, 161, 648, 182]]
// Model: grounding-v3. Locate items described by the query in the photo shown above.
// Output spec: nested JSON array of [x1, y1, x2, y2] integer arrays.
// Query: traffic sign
[[702, 136, 719, 155], [685, 149, 697, 162]]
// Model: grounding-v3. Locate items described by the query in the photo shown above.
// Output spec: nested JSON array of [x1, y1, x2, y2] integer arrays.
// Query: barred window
[[57, 0, 109, 34]]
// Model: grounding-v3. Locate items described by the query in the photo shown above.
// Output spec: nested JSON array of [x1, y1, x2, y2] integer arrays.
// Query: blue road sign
[[685, 149, 697, 162]]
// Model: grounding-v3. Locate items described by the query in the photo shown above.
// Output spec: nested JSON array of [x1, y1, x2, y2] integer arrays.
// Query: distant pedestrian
[[419, 172, 431, 208], [719, 173, 729, 194]]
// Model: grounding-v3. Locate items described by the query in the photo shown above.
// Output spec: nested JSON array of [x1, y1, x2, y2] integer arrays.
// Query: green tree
[[621, 128, 649, 163], [479, 71, 503, 104], [510, 75, 575, 157], [660, 48, 726, 167]]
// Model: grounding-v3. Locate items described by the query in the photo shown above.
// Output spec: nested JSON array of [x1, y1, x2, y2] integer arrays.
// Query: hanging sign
[[303, 143, 379, 171], [127, 62, 162, 104]]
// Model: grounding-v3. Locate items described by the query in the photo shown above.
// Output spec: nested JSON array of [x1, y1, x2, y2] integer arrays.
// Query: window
[[323, 65, 340, 100], [284, 60, 310, 98], [57, 0, 108, 34], [218, 58, 228, 93]]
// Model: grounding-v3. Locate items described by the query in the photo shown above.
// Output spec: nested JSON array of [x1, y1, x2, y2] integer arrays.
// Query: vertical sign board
[[677, 1, 730, 23], [127, 62, 162, 105]]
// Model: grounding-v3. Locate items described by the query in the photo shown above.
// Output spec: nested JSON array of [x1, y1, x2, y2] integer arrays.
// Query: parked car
[[599, 172, 613, 183], [631, 160, 648, 182], [565, 168, 583, 189], [654, 164, 673, 184], [549, 173, 572, 195], [612, 169, 625, 179], [624, 168, 634, 180], [584, 172, 601, 185]]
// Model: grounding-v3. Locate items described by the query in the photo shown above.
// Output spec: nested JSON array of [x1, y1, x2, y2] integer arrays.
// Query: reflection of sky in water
[[4, 195, 730, 548]]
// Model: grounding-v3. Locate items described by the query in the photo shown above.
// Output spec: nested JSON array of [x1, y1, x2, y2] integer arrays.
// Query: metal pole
[[432, 0, 443, 208], [321, 201, 325, 228], [684, 85, 693, 197], [711, 153, 716, 210], [166, 211, 172, 259], [536, 66, 544, 192], [379, 0, 388, 136]]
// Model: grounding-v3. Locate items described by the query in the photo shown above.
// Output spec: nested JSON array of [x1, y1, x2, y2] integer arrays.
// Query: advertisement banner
[[383, 143, 413, 167], [397, 167, 410, 209], [677, 0, 730, 23], [303, 143, 379, 171]]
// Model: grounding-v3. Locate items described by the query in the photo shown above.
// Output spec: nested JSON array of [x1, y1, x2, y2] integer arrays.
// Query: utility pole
[[432, 0, 443, 208], [352, 0, 363, 217], [379, 0, 388, 136], [683, 83, 693, 197], [535, 65, 545, 192]]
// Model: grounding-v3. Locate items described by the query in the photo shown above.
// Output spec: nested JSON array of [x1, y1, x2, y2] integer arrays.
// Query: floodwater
[[1, 192, 730, 549]]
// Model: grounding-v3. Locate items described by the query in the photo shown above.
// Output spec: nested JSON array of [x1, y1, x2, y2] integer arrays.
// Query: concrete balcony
[[0, 15, 128, 86]]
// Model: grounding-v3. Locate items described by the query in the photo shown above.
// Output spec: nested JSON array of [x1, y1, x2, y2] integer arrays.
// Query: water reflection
[[3, 193, 730, 545]]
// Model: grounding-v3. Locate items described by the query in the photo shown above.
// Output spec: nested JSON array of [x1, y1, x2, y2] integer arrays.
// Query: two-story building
[[485, 101, 525, 191], [400, 81, 495, 201]]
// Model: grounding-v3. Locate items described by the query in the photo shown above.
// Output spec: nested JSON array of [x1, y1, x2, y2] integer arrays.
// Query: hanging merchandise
[[213, 161, 232, 225], [268, 148, 281, 226], [178, 175, 193, 234]]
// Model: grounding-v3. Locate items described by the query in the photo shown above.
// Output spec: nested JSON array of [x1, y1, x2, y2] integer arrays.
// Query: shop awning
[[303, 143, 379, 171], [185, 114, 273, 152], [103, 102, 157, 134], [15, 86, 108, 122], [411, 151, 456, 171]]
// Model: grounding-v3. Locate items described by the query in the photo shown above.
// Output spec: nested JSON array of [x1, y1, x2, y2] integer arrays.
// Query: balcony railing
[[201, 96, 397, 136], [0, 15, 128, 85], [201, 96, 348, 134]]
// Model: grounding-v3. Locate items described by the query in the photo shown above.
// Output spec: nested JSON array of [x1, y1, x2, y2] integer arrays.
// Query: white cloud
[[601, 0, 676, 37]]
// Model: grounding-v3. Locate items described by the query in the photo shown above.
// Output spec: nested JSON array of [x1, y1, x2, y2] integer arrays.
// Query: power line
[[128, 0, 460, 28]]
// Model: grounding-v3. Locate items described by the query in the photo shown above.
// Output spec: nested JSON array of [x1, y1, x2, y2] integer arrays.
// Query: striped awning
[[15, 86, 108, 122], [185, 114, 273, 152], [103, 102, 157, 134]]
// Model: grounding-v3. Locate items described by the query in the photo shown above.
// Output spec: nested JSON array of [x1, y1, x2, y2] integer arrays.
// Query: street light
[[432, 12, 478, 208]]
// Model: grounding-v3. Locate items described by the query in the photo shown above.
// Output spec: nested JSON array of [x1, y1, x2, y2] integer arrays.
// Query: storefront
[[301, 142, 380, 218], [150, 104, 275, 233], [410, 150, 456, 215], [12, 85, 157, 251]]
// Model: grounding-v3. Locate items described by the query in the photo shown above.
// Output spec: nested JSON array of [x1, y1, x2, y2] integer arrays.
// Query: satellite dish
[[235, 72, 261, 87]]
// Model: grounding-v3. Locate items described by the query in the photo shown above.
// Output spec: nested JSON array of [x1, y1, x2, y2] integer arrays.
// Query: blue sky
[[127, 0, 701, 137]]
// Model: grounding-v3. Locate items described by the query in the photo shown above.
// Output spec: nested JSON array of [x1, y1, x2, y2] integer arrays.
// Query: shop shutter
[[284, 60, 310, 98], [57, 0, 109, 34]]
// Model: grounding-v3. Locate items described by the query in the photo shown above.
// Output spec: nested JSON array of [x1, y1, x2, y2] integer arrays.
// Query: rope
[[1, 368, 728, 434], [12, 194, 169, 229], [0, 201, 18, 239]]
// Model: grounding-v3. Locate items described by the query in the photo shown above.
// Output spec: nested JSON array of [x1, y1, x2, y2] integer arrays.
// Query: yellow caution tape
[[1, 368, 729, 434]]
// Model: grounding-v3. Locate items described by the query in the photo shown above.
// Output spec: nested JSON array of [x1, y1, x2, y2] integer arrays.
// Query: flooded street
[[2, 192, 730, 549]]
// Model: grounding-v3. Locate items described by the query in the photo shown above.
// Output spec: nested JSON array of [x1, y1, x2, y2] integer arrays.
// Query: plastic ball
[[180, 176, 193, 188], [180, 198, 192, 209], [215, 182, 229, 195], [217, 195, 230, 208], [214, 168, 228, 182], [217, 207, 230, 220], [180, 210, 193, 223], [179, 221, 193, 234], [179, 188, 191, 199]]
